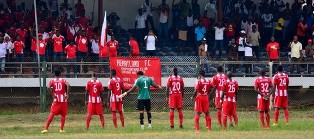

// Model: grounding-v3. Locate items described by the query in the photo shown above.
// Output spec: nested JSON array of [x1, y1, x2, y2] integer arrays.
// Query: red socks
[[205, 115, 212, 131], [265, 112, 270, 128], [178, 109, 183, 126], [99, 114, 105, 128], [112, 112, 117, 128], [45, 113, 55, 130], [86, 114, 92, 129], [118, 111, 125, 127], [259, 112, 265, 128], [234, 115, 238, 125], [60, 116, 66, 130], [194, 114, 200, 131], [169, 110, 174, 127], [222, 116, 227, 130], [217, 110, 222, 126], [284, 109, 289, 123], [274, 109, 279, 124]]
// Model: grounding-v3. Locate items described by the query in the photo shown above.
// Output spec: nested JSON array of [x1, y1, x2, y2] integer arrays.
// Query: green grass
[[0, 111, 314, 139]]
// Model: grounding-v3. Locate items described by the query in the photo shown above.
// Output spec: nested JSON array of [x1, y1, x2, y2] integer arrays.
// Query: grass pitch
[[0, 110, 314, 139]]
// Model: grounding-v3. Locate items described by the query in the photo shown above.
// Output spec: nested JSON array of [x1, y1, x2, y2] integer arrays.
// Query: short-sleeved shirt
[[86, 79, 104, 103], [64, 45, 77, 59], [266, 42, 280, 59], [248, 31, 260, 46], [108, 77, 124, 102], [254, 76, 272, 99], [52, 36, 64, 52], [166, 75, 184, 94], [49, 78, 68, 102], [214, 27, 225, 40], [106, 40, 118, 57], [194, 78, 213, 95], [36, 39, 47, 55], [144, 35, 157, 50], [194, 26, 206, 41], [290, 42, 302, 58], [129, 39, 140, 55], [133, 76, 156, 99], [222, 79, 238, 102], [273, 73, 289, 96], [212, 73, 227, 96], [135, 15, 147, 29], [13, 41, 24, 54], [275, 18, 284, 31], [76, 36, 88, 52]]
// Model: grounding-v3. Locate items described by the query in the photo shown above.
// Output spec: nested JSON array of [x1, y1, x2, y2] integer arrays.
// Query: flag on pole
[[100, 11, 107, 46]]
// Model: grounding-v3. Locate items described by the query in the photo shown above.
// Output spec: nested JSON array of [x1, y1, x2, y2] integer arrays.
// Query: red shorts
[[50, 102, 68, 116], [215, 97, 222, 108], [87, 103, 103, 115], [222, 101, 237, 116], [110, 101, 123, 112], [274, 96, 288, 108], [194, 95, 209, 113], [169, 94, 182, 108], [257, 98, 270, 111]]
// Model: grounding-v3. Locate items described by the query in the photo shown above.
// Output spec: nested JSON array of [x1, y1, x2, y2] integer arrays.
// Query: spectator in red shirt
[[51, 30, 65, 62], [36, 33, 47, 61], [13, 35, 24, 73], [16, 24, 28, 42], [297, 20, 307, 46], [199, 11, 210, 43], [98, 36, 109, 74], [66, 21, 77, 44], [266, 36, 280, 61], [78, 10, 89, 27], [86, 21, 94, 39], [75, 0, 85, 17], [75, 30, 89, 73], [129, 35, 140, 57], [64, 40, 78, 77], [106, 36, 119, 57]]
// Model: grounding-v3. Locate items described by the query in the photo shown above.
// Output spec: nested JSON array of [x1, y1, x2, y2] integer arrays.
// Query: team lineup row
[[41, 65, 290, 133]]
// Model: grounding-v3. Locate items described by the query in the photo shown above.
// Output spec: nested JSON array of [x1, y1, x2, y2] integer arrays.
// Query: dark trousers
[[15, 54, 24, 73], [136, 28, 146, 44], [238, 51, 245, 61], [252, 46, 260, 60], [66, 58, 77, 77], [274, 30, 283, 45], [98, 57, 109, 74], [146, 50, 156, 56], [76, 51, 88, 73], [147, 15, 155, 30], [244, 56, 254, 74], [290, 57, 300, 74]]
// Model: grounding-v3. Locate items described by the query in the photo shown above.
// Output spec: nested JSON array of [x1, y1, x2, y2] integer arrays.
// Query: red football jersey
[[86, 79, 104, 103], [107, 40, 118, 57], [66, 27, 75, 40], [15, 12, 24, 21], [78, 16, 89, 26], [99, 44, 109, 58], [195, 78, 213, 95], [273, 73, 289, 97], [108, 77, 124, 102], [212, 73, 227, 98], [52, 36, 64, 52], [129, 39, 140, 56], [266, 42, 280, 60], [49, 78, 68, 102], [76, 36, 88, 52], [31, 38, 36, 51], [36, 39, 47, 55], [254, 76, 272, 99], [16, 29, 27, 42], [13, 41, 24, 54], [223, 79, 238, 102], [64, 45, 77, 59], [166, 75, 184, 94]]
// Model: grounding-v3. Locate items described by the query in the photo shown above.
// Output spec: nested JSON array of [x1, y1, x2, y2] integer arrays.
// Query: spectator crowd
[[0, 0, 314, 75]]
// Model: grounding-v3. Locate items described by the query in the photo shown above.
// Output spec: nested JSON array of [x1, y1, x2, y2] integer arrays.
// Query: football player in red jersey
[[42, 69, 70, 133], [212, 66, 227, 126], [271, 65, 290, 126], [254, 69, 272, 129], [166, 68, 185, 129], [192, 70, 215, 133], [221, 72, 239, 130], [85, 73, 105, 130], [107, 69, 125, 128]]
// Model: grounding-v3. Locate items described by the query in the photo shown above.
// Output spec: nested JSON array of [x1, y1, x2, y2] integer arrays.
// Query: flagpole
[[34, 0, 43, 111]]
